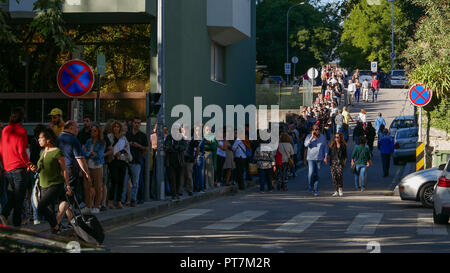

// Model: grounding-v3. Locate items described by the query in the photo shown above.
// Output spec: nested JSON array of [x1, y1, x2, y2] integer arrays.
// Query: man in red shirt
[[0, 107, 34, 226], [371, 76, 380, 102]]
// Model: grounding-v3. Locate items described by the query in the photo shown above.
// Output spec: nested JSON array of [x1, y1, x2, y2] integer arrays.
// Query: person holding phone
[[304, 125, 328, 197]]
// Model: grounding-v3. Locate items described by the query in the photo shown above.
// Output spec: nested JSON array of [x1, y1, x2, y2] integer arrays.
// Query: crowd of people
[[0, 65, 395, 231]]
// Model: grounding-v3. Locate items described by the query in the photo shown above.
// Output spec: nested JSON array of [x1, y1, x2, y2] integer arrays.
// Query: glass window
[[211, 42, 225, 83], [392, 70, 405, 76]]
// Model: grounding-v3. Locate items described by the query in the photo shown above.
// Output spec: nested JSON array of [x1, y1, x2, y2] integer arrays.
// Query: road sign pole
[[418, 106, 422, 142]]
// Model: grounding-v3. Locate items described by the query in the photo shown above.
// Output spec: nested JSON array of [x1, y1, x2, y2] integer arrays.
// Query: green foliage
[[428, 98, 450, 133], [256, 0, 341, 76], [339, 0, 412, 72], [408, 59, 450, 100]]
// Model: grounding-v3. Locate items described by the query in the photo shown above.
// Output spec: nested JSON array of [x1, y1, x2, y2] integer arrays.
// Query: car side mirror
[[438, 164, 446, 170]]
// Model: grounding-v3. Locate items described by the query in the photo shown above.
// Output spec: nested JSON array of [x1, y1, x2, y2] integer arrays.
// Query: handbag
[[280, 144, 294, 168], [351, 164, 358, 174], [248, 163, 258, 175]]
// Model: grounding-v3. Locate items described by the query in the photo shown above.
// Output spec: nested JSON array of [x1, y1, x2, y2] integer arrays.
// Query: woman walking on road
[[329, 133, 347, 197], [30, 128, 72, 234], [351, 136, 373, 191]]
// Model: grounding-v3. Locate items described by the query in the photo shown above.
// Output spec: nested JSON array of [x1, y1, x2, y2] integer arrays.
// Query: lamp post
[[286, 2, 305, 85], [387, 0, 395, 72]]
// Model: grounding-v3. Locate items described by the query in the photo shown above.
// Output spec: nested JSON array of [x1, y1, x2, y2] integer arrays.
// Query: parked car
[[433, 159, 450, 224], [393, 127, 418, 165], [390, 69, 407, 88], [389, 115, 416, 138], [399, 163, 446, 208], [0, 225, 106, 253], [357, 70, 374, 83]]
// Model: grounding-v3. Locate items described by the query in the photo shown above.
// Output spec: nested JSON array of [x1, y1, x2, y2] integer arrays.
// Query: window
[[211, 42, 225, 83]]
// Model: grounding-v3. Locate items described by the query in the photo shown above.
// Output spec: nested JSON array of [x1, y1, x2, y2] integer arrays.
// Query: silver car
[[389, 115, 416, 138], [399, 164, 446, 208], [390, 69, 407, 88], [393, 127, 418, 165], [433, 159, 450, 224]]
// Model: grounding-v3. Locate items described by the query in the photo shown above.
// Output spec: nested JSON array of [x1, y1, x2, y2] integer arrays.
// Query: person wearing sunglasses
[[304, 125, 328, 197], [329, 133, 347, 197]]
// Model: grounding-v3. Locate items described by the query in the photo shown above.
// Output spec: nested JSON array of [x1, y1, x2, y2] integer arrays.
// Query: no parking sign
[[409, 84, 432, 107], [57, 60, 95, 97]]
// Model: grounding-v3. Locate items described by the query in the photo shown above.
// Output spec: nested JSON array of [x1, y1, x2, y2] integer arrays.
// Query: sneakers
[[361, 187, 365, 192], [332, 191, 339, 197], [34, 220, 41, 225], [91, 208, 100, 214], [314, 191, 319, 197], [338, 189, 344, 197]]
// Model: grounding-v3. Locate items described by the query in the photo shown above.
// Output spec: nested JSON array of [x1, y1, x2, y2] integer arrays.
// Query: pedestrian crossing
[[138, 209, 450, 236]]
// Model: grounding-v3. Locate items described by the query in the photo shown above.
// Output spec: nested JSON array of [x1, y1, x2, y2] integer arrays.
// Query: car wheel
[[433, 209, 449, 225], [419, 183, 434, 208]]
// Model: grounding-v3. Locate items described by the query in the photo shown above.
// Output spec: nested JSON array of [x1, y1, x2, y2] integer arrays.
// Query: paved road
[[103, 88, 450, 253]]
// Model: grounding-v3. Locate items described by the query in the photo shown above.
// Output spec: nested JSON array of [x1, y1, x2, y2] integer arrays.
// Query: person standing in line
[[30, 128, 72, 234], [192, 125, 206, 193], [77, 116, 92, 146], [0, 107, 36, 227], [222, 127, 235, 187], [83, 123, 105, 213], [203, 125, 217, 190], [351, 136, 372, 191], [362, 79, 370, 102], [328, 132, 347, 197], [100, 120, 114, 211], [215, 129, 227, 187], [374, 113, 386, 136], [371, 76, 380, 102], [253, 138, 276, 193], [106, 121, 131, 209], [342, 106, 354, 142], [278, 133, 294, 191], [378, 128, 394, 177], [124, 117, 148, 206], [48, 108, 65, 136], [304, 125, 329, 197], [232, 129, 247, 190], [164, 124, 187, 201], [29, 124, 46, 225], [365, 122, 377, 156], [181, 126, 195, 196]]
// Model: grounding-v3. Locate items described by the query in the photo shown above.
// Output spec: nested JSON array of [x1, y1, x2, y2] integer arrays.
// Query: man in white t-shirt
[[362, 79, 370, 102], [347, 80, 356, 106]]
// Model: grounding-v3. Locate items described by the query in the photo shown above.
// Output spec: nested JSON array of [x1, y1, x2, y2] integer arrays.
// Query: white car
[[390, 70, 407, 88], [433, 158, 450, 224]]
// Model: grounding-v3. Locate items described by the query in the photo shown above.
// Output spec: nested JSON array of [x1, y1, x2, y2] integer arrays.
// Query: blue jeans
[[307, 160, 322, 192], [354, 164, 367, 189], [355, 89, 360, 102], [259, 169, 273, 191], [380, 154, 391, 176], [193, 157, 204, 191], [30, 173, 41, 221], [121, 164, 142, 203], [372, 89, 378, 102], [2, 168, 28, 227], [343, 126, 349, 142]]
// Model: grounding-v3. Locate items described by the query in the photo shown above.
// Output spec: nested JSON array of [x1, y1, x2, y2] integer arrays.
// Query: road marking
[[137, 209, 212, 228], [275, 211, 326, 233], [417, 213, 448, 235], [203, 210, 267, 230], [346, 213, 383, 235]]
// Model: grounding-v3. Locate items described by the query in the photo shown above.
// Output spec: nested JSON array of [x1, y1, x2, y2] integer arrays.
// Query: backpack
[[275, 149, 283, 167]]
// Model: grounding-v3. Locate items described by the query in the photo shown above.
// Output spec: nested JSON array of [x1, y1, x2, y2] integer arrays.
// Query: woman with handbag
[[328, 133, 347, 197], [277, 133, 294, 191], [30, 128, 72, 234], [107, 121, 132, 209], [351, 136, 372, 191]]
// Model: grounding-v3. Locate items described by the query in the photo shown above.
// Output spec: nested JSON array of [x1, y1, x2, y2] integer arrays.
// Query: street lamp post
[[286, 2, 304, 85], [387, 0, 395, 72]]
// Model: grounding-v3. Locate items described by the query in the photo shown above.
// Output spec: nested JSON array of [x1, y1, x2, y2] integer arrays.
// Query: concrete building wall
[[164, 0, 256, 127]]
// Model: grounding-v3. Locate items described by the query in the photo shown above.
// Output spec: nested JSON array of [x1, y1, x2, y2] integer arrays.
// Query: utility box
[[433, 150, 450, 168]]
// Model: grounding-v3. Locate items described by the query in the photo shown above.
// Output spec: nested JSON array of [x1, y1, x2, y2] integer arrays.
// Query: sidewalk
[[24, 178, 262, 235]]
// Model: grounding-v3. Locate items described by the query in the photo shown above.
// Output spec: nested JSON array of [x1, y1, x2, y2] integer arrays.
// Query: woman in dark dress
[[329, 132, 347, 197]]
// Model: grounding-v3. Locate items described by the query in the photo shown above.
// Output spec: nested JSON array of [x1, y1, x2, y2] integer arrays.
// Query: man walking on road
[[371, 76, 380, 102], [375, 113, 386, 135], [0, 107, 35, 227], [304, 125, 328, 197], [378, 129, 394, 177]]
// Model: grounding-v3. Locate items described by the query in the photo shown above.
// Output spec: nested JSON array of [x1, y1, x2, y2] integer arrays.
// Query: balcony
[[207, 0, 251, 46]]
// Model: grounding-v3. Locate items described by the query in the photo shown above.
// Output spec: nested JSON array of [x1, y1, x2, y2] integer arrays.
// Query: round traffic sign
[[409, 84, 432, 107], [292, 56, 299, 64], [57, 60, 95, 98]]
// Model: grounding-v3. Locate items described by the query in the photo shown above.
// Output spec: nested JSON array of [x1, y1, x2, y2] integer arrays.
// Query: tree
[[256, 0, 341, 76]]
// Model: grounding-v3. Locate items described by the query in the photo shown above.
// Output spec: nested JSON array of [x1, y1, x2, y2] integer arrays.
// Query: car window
[[391, 119, 415, 129], [446, 159, 450, 172], [396, 129, 418, 139], [392, 71, 405, 77], [359, 71, 371, 76]]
